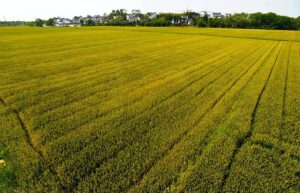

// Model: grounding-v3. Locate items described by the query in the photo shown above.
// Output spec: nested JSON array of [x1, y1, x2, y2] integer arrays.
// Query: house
[[120, 9, 127, 14], [53, 17, 79, 27], [171, 18, 180, 24], [188, 18, 194, 25], [147, 12, 158, 19], [131, 10, 141, 15], [180, 16, 193, 25], [225, 13, 232, 17], [199, 11, 208, 17], [63, 18, 72, 24], [212, 12, 224, 18], [181, 16, 189, 25], [171, 16, 193, 25], [93, 15, 105, 23], [53, 17, 67, 26], [72, 16, 83, 24], [64, 18, 80, 27], [127, 14, 140, 22], [127, 10, 142, 22], [53, 17, 61, 25]]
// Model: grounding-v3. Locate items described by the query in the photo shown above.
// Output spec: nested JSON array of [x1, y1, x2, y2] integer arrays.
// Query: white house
[[181, 16, 189, 24], [72, 16, 83, 24], [127, 10, 142, 22], [53, 17, 65, 26], [53, 17, 79, 27], [199, 11, 208, 17], [120, 9, 128, 14], [127, 15, 140, 22], [147, 12, 158, 19], [171, 18, 180, 24], [93, 15, 106, 23], [212, 12, 221, 18], [212, 12, 225, 18], [171, 16, 193, 25], [181, 16, 194, 25], [131, 10, 141, 15]]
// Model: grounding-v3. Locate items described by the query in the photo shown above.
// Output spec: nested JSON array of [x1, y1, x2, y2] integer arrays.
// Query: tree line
[[200, 12, 300, 30], [0, 21, 35, 26], [106, 11, 299, 30], [1, 11, 299, 30]]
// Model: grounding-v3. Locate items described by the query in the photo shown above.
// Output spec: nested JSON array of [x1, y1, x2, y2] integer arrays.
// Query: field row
[[0, 27, 299, 192]]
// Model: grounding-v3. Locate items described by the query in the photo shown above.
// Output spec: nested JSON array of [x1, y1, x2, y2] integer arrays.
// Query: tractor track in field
[[0, 97, 43, 158], [33, 40, 227, 131], [65, 41, 254, 193], [2, 28, 299, 193], [0, 97, 68, 192], [280, 43, 291, 140], [48, 43, 244, 152], [13, 39, 224, 135], [126, 41, 275, 193], [219, 42, 283, 192], [60, 46, 244, 192], [44, 51, 231, 147], [74, 41, 267, 192], [166, 42, 279, 193]]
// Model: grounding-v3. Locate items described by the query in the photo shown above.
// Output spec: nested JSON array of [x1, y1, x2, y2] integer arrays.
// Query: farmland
[[0, 27, 299, 192]]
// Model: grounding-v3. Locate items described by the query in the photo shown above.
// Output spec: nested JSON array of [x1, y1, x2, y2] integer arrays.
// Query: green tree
[[35, 18, 43, 27], [296, 16, 300, 29], [196, 18, 207, 27], [108, 9, 127, 20], [80, 19, 85, 26], [46, 18, 54, 26], [86, 19, 95, 26], [156, 17, 169, 27], [273, 16, 296, 30], [203, 14, 209, 23], [208, 18, 222, 27], [183, 11, 200, 25], [262, 12, 277, 28], [250, 12, 264, 28]]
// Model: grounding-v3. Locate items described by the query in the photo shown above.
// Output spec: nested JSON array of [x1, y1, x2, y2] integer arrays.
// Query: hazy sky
[[1, 0, 299, 21]]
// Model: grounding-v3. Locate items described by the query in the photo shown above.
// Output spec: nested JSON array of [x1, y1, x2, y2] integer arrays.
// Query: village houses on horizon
[[49, 9, 232, 27]]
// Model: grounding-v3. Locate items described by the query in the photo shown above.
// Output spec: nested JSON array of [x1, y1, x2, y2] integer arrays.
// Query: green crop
[[0, 27, 299, 192]]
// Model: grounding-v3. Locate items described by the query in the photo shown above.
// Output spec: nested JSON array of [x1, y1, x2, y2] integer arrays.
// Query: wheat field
[[0, 27, 299, 192]]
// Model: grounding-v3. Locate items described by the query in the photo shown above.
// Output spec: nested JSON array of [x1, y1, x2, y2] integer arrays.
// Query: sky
[[1, 0, 299, 21]]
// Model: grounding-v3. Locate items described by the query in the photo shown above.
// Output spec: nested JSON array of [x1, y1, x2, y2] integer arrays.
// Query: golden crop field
[[0, 27, 299, 193]]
